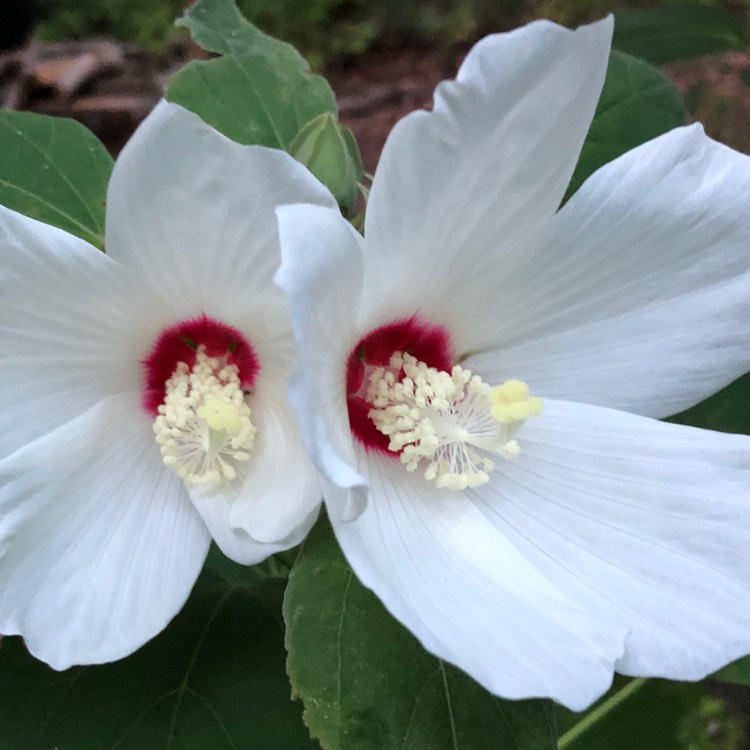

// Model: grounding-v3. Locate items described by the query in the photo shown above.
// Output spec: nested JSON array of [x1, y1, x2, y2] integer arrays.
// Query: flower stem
[[557, 678, 649, 749]]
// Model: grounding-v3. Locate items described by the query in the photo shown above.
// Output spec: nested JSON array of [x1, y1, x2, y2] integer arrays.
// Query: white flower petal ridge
[[276, 15, 750, 712]]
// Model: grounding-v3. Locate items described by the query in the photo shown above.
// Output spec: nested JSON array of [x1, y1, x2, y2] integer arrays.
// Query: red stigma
[[142, 314, 260, 416], [346, 317, 453, 452]]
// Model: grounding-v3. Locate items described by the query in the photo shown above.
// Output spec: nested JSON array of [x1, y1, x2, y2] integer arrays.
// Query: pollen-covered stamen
[[153, 348, 257, 488], [367, 353, 542, 490]]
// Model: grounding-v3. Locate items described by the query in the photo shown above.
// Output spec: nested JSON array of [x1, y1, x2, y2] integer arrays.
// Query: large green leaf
[[568, 50, 687, 197], [166, 0, 336, 150], [613, 4, 745, 66], [0, 560, 317, 750], [0, 110, 112, 249], [284, 518, 557, 750]]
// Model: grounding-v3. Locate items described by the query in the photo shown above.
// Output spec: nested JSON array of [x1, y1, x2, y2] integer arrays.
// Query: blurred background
[[0, 0, 748, 169]]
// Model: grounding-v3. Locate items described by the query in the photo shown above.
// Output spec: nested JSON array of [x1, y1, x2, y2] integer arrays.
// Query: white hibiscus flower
[[0, 101, 335, 669], [276, 17, 750, 710]]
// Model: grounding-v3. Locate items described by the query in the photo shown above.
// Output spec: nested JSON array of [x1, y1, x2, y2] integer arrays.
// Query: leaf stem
[[558, 678, 649, 749], [265, 555, 282, 578]]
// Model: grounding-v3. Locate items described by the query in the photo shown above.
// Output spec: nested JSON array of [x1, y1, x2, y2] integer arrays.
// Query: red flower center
[[141, 314, 260, 416], [345, 316, 453, 452]]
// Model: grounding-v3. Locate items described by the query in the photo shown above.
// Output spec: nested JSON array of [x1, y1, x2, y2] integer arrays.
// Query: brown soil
[[330, 44, 461, 172], [665, 52, 750, 155], [0, 37, 457, 169]]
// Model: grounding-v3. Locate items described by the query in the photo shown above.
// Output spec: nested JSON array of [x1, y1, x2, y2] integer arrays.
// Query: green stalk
[[558, 678, 649, 749]]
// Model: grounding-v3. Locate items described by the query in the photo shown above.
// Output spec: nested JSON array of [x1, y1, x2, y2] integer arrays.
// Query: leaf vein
[[438, 661, 459, 750], [399, 668, 441, 750], [0, 176, 101, 246], [231, 57, 287, 147], [336, 569, 354, 746], [166, 585, 239, 749], [185, 686, 239, 750], [0, 118, 103, 235]]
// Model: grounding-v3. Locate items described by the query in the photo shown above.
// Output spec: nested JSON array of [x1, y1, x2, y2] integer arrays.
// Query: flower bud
[[289, 113, 363, 213]]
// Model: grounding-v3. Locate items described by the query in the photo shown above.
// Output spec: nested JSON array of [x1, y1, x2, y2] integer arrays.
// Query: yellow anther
[[197, 399, 242, 434]]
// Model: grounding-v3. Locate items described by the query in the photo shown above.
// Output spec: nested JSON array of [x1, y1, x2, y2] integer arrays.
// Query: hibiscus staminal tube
[[276, 15, 750, 711], [0, 100, 337, 669]]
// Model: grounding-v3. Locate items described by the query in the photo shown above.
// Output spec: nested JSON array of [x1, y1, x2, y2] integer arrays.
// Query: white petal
[[188, 332, 321, 564], [0, 393, 210, 669], [0, 205, 146, 460], [467, 126, 750, 418], [329, 451, 625, 711], [188, 486, 318, 567], [475, 398, 750, 680], [106, 100, 338, 324], [275, 204, 368, 518], [360, 18, 613, 335]]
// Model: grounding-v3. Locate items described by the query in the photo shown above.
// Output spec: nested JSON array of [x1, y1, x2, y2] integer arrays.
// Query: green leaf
[[613, 4, 745, 66], [713, 656, 750, 686], [0, 110, 112, 249], [167, 0, 336, 150], [669, 372, 750, 435], [176, 0, 306, 65], [0, 568, 317, 750], [284, 518, 557, 750], [204, 541, 299, 584], [557, 678, 714, 750], [568, 50, 687, 198]]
